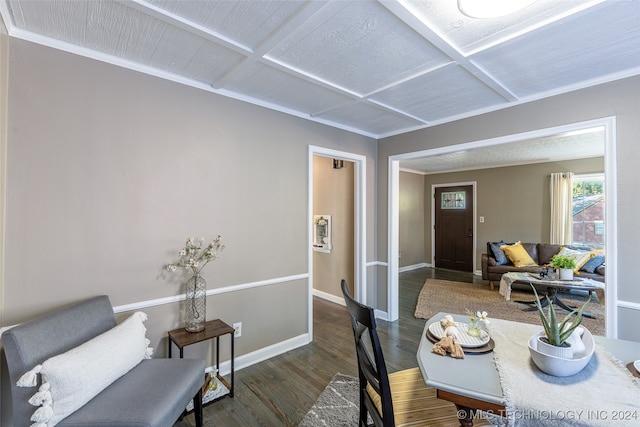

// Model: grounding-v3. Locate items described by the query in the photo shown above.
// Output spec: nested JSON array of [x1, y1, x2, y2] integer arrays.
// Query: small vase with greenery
[[549, 254, 577, 280], [549, 254, 577, 269], [530, 284, 590, 357]]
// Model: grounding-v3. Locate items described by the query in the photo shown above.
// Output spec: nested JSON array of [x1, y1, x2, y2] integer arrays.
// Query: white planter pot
[[558, 268, 573, 281], [529, 329, 595, 377], [536, 336, 573, 359]]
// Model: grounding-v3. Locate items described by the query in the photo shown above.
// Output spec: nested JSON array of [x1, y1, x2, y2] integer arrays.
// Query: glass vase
[[185, 273, 206, 332], [467, 319, 481, 337]]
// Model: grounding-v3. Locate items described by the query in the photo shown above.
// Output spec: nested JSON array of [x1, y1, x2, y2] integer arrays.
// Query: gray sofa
[[481, 242, 605, 290], [1, 295, 205, 427]]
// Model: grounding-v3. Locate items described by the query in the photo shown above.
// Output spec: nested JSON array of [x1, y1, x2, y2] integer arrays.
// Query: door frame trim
[[387, 117, 616, 336], [308, 145, 366, 341], [431, 182, 477, 273]]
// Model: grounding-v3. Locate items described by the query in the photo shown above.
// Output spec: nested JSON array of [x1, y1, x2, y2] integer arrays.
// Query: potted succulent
[[549, 254, 577, 280], [530, 284, 590, 359]]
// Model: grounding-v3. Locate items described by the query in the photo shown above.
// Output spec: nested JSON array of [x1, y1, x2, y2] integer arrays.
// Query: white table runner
[[488, 319, 640, 426], [499, 272, 530, 301]]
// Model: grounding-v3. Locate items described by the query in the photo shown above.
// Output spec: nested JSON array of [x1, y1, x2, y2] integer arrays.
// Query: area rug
[[298, 373, 360, 426], [300, 372, 493, 426], [414, 279, 605, 336]]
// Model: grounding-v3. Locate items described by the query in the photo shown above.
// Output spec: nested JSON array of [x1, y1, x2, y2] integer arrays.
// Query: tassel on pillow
[[28, 383, 52, 406], [17, 365, 42, 387], [144, 339, 154, 359], [31, 404, 54, 423]]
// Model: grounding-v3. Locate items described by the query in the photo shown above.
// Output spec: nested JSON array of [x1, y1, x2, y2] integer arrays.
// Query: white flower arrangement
[[465, 309, 489, 337], [477, 310, 489, 324], [166, 235, 224, 275]]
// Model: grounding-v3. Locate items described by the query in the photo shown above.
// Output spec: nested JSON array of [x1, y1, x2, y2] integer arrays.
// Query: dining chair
[[341, 279, 447, 427]]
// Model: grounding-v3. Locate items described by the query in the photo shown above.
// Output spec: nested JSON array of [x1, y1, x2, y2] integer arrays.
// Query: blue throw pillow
[[490, 241, 509, 265], [580, 254, 605, 273]]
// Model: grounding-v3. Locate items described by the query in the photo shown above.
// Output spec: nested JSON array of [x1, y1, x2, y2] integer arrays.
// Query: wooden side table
[[168, 319, 235, 404]]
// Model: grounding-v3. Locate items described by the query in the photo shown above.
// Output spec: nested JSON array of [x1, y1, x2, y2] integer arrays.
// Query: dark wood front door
[[435, 185, 473, 272]]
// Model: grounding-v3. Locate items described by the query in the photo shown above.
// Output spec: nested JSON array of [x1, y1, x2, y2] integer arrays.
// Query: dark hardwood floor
[[179, 267, 479, 426]]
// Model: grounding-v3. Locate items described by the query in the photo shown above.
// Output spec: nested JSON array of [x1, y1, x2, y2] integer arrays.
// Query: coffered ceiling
[[1, 0, 639, 142]]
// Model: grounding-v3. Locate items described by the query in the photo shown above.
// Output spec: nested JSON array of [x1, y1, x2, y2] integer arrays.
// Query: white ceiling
[[1, 0, 638, 142]]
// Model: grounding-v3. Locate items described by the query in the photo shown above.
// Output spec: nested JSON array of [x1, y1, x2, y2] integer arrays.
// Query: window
[[572, 174, 604, 249]]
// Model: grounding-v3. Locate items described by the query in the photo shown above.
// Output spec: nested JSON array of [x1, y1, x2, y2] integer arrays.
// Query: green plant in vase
[[549, 254, 577, 280], [549, 254, 577, 270], [530, 284, 590, 348]]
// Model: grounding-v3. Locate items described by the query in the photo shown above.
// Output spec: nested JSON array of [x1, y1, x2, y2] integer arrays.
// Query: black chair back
[[341, 279, 394, 427]]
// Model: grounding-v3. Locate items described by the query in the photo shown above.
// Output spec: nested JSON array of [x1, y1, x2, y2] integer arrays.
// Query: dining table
[[417, 312, 640, 427]]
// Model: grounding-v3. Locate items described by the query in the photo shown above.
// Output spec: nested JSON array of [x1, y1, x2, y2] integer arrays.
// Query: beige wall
[[0, 38, 377, 424], [313, 156, 355, 298], [399, 157, 604, 271], [398, 158, 604, 271], [379, 75, 640, 340], [399, 171, 425, 267]]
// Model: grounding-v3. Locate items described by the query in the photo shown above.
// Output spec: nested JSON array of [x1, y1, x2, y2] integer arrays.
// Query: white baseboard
[[215, 333, 310, 376], [374, 309, 388, 321], [312, 288, 346, 306], [399, 262, 429, 273]]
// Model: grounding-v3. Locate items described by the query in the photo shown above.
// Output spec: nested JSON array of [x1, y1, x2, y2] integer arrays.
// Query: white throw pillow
[[557, 247, 595, 273], [17, 311, 153, 427]]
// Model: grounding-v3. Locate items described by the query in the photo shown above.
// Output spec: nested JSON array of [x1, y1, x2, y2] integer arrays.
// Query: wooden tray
[[626, 362, 640, 379], [426, 329, 495, 354]]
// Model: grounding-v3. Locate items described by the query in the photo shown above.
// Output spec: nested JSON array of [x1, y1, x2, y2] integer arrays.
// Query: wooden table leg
[[455, 404, 476, 427], [437, 389, 506, 427]]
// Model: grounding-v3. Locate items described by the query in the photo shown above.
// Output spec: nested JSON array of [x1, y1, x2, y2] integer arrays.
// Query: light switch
[[479, 216, 485, 223]]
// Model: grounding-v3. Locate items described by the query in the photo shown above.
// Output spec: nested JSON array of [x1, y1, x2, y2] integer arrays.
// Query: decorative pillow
[[580, 254, 605, 273], [489, 241, 509, 265], [500, 242, 537, 267], [557, 247, 595, 273], [17, 311, 153, 427]]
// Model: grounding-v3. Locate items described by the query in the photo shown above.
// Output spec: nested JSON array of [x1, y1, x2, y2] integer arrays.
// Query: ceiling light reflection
[[458, 0, 539, 19]]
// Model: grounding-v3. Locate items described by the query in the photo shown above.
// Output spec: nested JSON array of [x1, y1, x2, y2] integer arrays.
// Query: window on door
[[572, 173, 604, 250]]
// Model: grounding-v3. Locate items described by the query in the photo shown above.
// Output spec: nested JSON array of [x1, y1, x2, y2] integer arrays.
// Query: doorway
[[387, 117, 616, 331], [308, 146, 366, 341], [434, 184, 475, 272], [312, 156, 355, 300]]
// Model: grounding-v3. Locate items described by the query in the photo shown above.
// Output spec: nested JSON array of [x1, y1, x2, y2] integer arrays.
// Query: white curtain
[[549, 172, 574, 244]]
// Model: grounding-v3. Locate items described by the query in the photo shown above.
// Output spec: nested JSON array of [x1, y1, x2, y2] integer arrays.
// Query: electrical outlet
[[233, 322, 242, 338]]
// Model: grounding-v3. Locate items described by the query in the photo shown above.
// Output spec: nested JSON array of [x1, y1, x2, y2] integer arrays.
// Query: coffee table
[[499, 271, 604, 319], [417, 312, 640, 427]]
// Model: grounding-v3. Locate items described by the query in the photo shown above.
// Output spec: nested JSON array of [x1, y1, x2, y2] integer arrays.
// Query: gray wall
[[0, 13, 8, 416], [0, 38, 377, 424], [379, 75, 640, 340], [399, 170, 425, 268], [399, 157, 604, 270], [425, 158, 603, 270]]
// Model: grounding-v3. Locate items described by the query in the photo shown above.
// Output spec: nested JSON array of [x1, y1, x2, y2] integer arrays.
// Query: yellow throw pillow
[[500, 242, 537, 267], [557, 247, 595, 273]]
